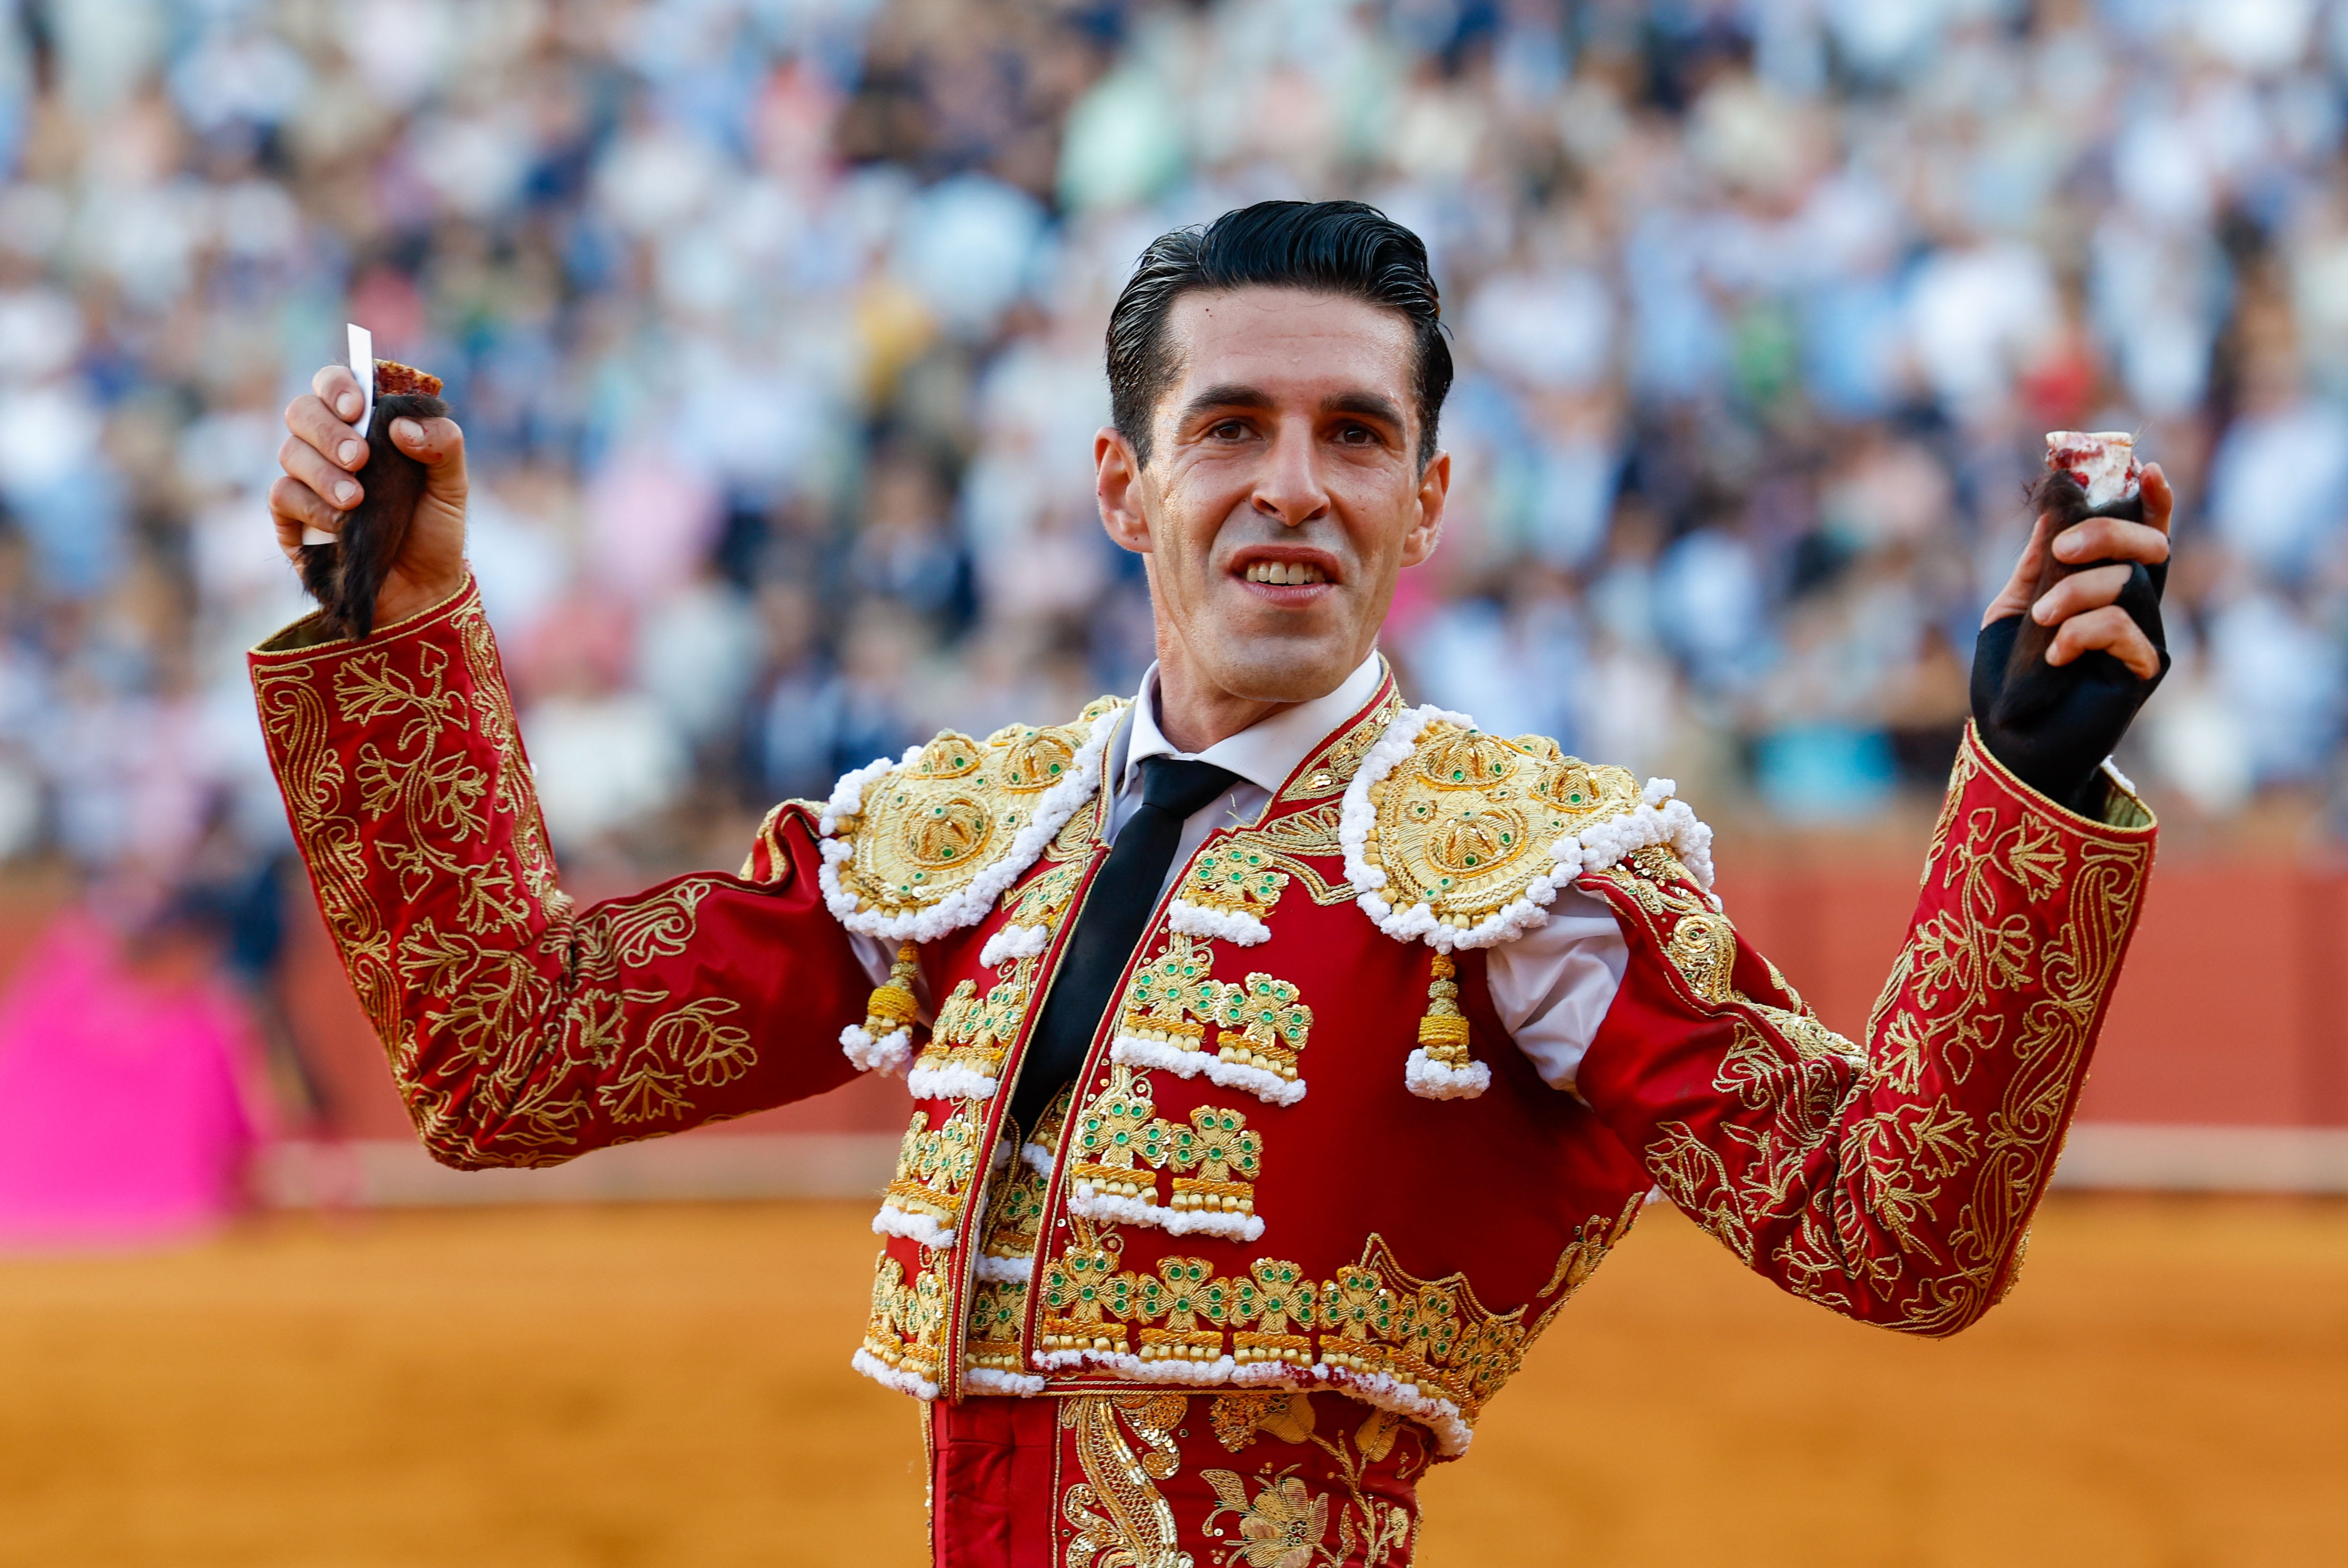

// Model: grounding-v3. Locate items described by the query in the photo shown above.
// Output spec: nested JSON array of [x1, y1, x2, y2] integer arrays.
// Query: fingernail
[[392, 418, 421, 444], [339, 441, 363, 465], [2031, 598, 2053, 623], [337, 482, 360, 505], [339, 395, 360, 418]]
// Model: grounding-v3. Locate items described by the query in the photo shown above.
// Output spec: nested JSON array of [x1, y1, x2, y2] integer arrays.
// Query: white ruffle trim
[[1403, 1048, 1491, 1100], [2101, 756, 2137, 795], [962, 1367, 1046, 1396], [1205, 1058, 1308, 1107], [906, 1059, 1000, 1102], [1022, 1349, 1474, 1455], [1342, 706, 1715, 952], [841, 1024, 912, 1076], [1020, 1142, 1055, 1178], [974, 1252, 1035, 1285], [1550, 778, 1715, 892], [1109, 1035, 1208, 1078], [1166, 899, 1271, 947], [1068, 1183, 1267, 1242], [850, 1347, 938, 1401], [819, 708, 1122, 943], [1034, 1348, 1239, 1386], [871, 1202, 955, 1250], [978, 922, 1050, 969]]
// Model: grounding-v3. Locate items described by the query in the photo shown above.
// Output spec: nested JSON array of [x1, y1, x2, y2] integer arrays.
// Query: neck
[[1151, 652, 1291, 754]]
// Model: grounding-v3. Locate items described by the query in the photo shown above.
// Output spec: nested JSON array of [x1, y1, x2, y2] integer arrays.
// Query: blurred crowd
[[2, 0, 2347, 921]]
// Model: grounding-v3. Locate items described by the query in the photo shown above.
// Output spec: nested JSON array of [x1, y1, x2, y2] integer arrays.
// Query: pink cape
[[0, 913, 266, 1249]]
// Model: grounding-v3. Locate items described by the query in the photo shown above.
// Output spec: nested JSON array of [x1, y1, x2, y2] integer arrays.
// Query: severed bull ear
[[297, 359, 443, 640]]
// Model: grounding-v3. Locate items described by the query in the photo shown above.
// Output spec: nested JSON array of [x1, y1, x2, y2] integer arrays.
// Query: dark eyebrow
[[1175, 385, 1407, 432], [1176, 384, 1275, 426], [1322, 391, 1405, 430]]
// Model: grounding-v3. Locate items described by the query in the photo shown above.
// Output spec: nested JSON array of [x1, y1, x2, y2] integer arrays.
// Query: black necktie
[[1006, 755, 1238, 1137]]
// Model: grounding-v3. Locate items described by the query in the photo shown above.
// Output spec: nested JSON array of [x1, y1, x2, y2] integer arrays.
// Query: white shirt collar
[[1116, 649, 1387, 804]]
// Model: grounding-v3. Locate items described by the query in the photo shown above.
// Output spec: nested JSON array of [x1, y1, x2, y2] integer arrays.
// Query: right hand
[[273, 363, 470, 626]]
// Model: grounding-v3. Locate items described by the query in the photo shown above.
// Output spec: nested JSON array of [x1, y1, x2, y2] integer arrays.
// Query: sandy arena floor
[[1, 1196, 2341, 1567]]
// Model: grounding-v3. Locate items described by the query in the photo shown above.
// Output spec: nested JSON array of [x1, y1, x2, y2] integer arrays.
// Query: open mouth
[[1241, 560, 1330, 586]]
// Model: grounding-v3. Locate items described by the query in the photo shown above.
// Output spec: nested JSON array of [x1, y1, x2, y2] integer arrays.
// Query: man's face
[[1095, 288, 1449, 706]]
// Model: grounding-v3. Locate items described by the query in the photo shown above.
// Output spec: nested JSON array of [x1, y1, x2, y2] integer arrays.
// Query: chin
[[1196, 637, 1361, 704]]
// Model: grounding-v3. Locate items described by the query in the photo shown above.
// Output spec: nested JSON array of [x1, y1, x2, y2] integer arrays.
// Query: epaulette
[[1339, 705, 1715, 952], [818, 697, 1127, 942]]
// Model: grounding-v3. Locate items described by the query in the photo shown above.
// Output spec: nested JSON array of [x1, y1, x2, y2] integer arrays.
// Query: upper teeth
[[1245, 561, 1327, 585]]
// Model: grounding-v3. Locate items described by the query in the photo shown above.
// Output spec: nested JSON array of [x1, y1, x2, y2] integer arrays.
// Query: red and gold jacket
[[251, 580, 2157, 1457]]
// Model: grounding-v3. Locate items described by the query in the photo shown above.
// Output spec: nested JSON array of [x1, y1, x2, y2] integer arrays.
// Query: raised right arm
[[250, 579, 869, 1168]]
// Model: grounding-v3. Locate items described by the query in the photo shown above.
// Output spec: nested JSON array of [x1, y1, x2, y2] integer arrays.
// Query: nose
[[1251, 417, 1331, 528]]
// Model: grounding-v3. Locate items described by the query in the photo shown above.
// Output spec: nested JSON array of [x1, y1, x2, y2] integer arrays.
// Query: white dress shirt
[[850, 653, 1629, 1092]]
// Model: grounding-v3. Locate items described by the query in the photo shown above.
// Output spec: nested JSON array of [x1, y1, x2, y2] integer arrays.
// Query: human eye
[[1209, 418, 1252, 441]]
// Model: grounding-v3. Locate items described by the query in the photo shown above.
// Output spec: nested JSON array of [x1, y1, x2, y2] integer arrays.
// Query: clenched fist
[[272, 362, 470, 629]]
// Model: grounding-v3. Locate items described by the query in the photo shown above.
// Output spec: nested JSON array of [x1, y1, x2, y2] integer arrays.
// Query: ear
[[1095, 426, 1153, 555], [1399, 447, 1451, 568]]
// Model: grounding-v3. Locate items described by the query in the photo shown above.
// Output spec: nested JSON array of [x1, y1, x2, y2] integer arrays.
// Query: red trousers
[[929, 1391, 1431, 1566]]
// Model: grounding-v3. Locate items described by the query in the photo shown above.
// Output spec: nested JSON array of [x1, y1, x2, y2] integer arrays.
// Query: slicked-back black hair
[[1107, 200, 1452, 469]]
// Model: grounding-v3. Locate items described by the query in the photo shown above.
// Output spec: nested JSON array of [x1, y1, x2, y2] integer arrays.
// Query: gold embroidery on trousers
[[1062, 1393, 1191, 1568]]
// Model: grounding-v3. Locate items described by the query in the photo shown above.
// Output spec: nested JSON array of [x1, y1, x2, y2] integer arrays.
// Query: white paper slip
[[348, 321, 374, 438], [305, 324, 376, 545]]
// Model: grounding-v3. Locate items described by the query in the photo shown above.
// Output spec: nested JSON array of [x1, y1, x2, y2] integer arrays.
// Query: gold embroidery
[[857, 940, 922, 1044], [1362, 721, 1639, 930], [1412, 952, 1474, 1072], [1177, 842, 1291, 923], [1118, 934, 1220, 1061], [828, 708, 1124, 922], [1208, 973, 1313, 1088], [1283, 690, 1403, 801], [1247, 804, 1354, 904], [917, 957, 1029, 1086], [1159, 1104, 1262, 1225], [965, 1279, 1028, 1376], [1200, 1392, 1420, 1567], [1062, 1393, 1189, 1568], [1634, 738, 2154, 1333], [860, 1251, 950, 1388], [1068, 1068, 1161, 1201], [880, 1103, 984, 1234]]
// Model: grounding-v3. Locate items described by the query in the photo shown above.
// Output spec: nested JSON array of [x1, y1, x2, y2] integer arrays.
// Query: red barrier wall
[[22, 851, 2334, 1144]]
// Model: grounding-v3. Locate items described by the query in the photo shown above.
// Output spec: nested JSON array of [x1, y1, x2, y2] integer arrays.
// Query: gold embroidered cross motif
[[1161, 1103, 1263, 1226], [1111, 933, 1219, 1076], [1231, 1258, 1317, 1370], [1207, 973, 1313, 1104], [1068, 1071, 1160, 1204], [910, 965, 1028, 1099], [1040, 1241, 1131, 1356], [1170, 841, 1291, 945], [1317, 1266, 1400, 1376], [1131, 1255, 1235, 1366], [876, 1105, 982, 1246]]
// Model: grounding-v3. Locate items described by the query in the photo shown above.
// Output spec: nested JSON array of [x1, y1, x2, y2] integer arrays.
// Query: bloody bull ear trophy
[[2004, 431, 2144, 679], [297, 324, 445, 641]]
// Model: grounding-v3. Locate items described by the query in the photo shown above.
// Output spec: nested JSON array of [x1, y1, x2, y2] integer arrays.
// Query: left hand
[[1979, 463, 2172, 677]]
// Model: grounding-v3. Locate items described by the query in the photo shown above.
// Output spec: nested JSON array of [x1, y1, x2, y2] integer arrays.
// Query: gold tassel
[[1416, 952, 1473, 1070], [862, 940, 921, 1039]]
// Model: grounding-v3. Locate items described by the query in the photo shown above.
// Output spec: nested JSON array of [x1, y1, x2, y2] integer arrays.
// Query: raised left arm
[[1574, 730, 2153, 1333]]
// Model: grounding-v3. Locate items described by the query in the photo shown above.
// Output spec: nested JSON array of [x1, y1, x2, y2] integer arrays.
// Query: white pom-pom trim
[[1067, 1182, 1267, 1242], [1108, 1035, 1305, 1104], [974, 1252, 1035, 1285], [1342, 705, 1714, 952], [850, 1347, 938, 1401], [1034, 1348, 1238, 1385], [1109, 1035, 1208, 1078], [1166, 900, 1271, 946], [906, 1059, 1000, 1102], [819, 707, 1122, 943], [2101, 756, 2137, 795], [962, 1367, 1045, 1396], [1404, 1048, 1491, 1100], [1204, 1059, 1308, 1107], [1020, 1142, 1055, 1178], [841, 1024, 912, 1075], [871, 1202, 954, 1249], [978, 922, 1050, 969]]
